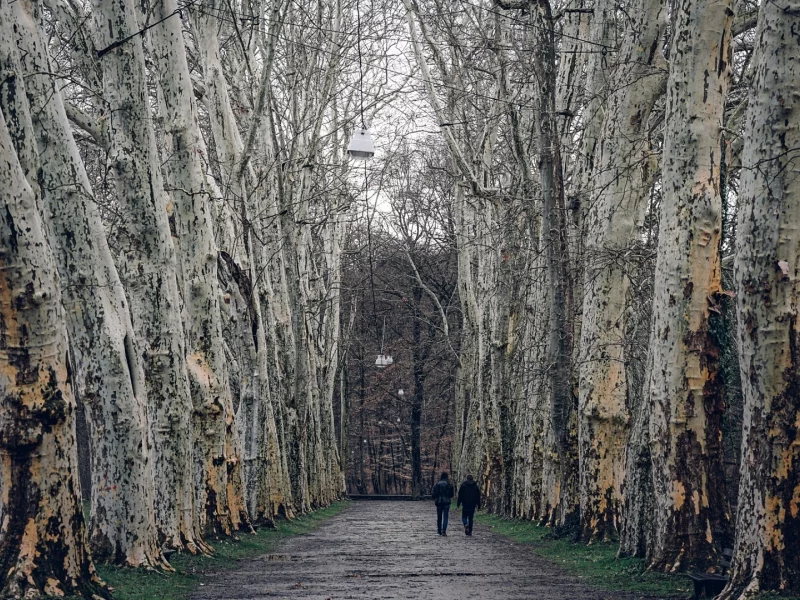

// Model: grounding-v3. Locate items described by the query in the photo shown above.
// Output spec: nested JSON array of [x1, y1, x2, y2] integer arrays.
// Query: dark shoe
[[464, 525, 469, 535], [442, 531, 447, 536]]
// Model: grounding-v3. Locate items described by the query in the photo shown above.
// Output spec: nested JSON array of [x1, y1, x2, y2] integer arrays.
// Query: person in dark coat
[[457, 474, 481, 536], [431, 472, 454, 536]]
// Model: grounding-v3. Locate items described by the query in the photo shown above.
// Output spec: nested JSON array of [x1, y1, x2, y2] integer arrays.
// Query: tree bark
[[533, 0, 576, 525], [191, 0, 293, 518], [148, 0, 250, 537], [0, 28, 109, 596], [493, 0, 576, 525], [721, 3, 800, 596], [89, 0, 199, 549], [647, 0, 734, 571], [4, 0, 168, 566], [578, 0, 666, 541]]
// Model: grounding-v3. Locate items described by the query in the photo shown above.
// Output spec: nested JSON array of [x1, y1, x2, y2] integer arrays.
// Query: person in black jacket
[[457, 474, 481, 536], [431, 472, 454, 536]]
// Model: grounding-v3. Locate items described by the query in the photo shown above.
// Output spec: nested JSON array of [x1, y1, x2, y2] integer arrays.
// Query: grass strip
[[95, 501, 349, 600], [477, 513, 800, 600], [477, 512, 690, 597]]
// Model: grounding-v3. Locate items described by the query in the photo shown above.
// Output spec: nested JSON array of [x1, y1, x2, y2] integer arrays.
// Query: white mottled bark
[[578, 0, 665, 541], [0, 12, 108, 593], [722, 3, 800, 596], [256, 0, 346, 510], [510, 246, 549, 520], [191, 0, 294, 517], [648, 0, 733, 571], [149, 0, 249, 537], [5, 0, 166, 567], [89, 0, 197, 551]]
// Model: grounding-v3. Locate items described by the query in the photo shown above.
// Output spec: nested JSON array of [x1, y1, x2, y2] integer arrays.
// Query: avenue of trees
[[0, 0, 798, 598], [394, 0, 799, 597]]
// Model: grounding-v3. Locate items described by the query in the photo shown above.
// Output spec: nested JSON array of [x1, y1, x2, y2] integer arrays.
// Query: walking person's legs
[[462, 508, 469, 535], [441, 505, 449, 535], [466, 509, 475, 535], [436, 505, 444, 535]]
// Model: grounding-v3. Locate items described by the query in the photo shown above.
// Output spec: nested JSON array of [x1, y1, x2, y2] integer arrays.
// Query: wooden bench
[[688, 548, 733, 599]]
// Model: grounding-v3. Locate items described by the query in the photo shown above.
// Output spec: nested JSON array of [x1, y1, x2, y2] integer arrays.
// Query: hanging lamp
[[375, 316, 393, 368], [375, 354, 394, 368], [348, 0, 375, 161], [347, 127, 375, 160]]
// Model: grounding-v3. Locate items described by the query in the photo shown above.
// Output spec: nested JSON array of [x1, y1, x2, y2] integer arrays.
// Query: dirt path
[[191, 501, 664, 600]]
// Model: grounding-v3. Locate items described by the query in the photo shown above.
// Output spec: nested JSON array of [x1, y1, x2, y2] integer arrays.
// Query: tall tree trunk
[[578, 0, 666, 541], [0, 33, 108, 598], [721, 3, 800, 596], [89, 0, 198, 549], [647, 0, 733, 571], [511, 252, 548, 520], [191, 0, 293, 518], [5, 0, 167, 565], [148, 0, 250, 536], [533, 0, 575, 525], [494, 0, 576, 524]]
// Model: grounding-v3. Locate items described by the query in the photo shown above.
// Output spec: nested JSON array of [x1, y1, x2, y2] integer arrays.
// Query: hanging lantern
[[347, 127, 375, 160], [374, 317, 393, 368], [375, 354, 394, 368]]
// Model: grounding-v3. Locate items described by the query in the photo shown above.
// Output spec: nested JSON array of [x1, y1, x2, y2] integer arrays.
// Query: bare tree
[[722, 2, 800, 595], [0, 6, 109, 594]]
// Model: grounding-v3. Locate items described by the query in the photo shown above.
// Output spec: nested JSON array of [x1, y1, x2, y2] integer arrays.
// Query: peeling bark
[[149, 0, 250, 538], [3, 0, 168, 567], [721, 3, 800, 596], [647, 0, 734, 571], [579, 0, 666, 541], [0, 25, 109, 594], [89, 0, 198, 551]]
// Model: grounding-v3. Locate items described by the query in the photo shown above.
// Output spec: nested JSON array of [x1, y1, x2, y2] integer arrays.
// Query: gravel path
[[191, 501, 666, 600]]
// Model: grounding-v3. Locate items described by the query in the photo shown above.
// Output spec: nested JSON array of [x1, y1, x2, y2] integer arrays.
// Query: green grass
[[95, 502, 349, 600], [476, 512, 689, 597], [477, 513, 800, 599]]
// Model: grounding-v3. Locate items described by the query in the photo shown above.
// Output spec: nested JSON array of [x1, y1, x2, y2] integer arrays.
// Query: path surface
[[192, 501, 662, 600]]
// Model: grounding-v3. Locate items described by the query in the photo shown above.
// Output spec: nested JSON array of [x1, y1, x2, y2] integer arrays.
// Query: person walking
[[431, 472, 454, 536], [457, 474, 481, 536]]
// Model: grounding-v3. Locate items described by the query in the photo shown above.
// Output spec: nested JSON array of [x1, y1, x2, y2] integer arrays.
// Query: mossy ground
[[92, 502, 348, 600]]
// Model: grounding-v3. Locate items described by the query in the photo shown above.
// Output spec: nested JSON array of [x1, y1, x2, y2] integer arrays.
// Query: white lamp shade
[[348, 127, 375, 160], [375, 354, 394, 368]]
